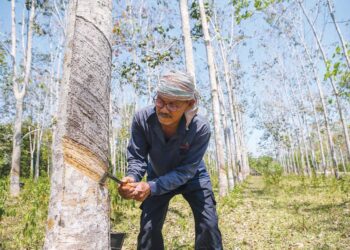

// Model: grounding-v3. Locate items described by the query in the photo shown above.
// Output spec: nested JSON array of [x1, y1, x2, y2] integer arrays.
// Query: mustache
[[158, 112, 172, 118]]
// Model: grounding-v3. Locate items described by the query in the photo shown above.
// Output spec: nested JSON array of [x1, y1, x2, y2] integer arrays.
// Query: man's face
[[155, 95, 192, 127]]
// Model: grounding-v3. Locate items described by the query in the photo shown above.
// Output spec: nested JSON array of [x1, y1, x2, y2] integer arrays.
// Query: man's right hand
[[118, 176, 136, 199]]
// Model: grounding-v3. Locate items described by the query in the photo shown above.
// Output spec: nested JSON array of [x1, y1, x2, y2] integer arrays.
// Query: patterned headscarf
[[157, 70, 199, 129]]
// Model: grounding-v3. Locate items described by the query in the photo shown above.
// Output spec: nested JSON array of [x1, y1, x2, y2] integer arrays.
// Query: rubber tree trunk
[[179, 0, 196, 82], [198, 0, 228, 196], [218, 79, 235, 189], [237, 109, 249, 178], [326, 0, 350, 70], [302, 62, 327, 172], [29, 127, 37, 178], [298, 32, 338, 175], [34, 126, 43, 181], [10, 0, 35, 196], [216, 37, 242, 182], [300, 1, 346, 177], [44, 0, 112, 248]]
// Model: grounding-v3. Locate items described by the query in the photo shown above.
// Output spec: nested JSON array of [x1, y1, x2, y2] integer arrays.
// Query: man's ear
[[185, 100, 195, 111]]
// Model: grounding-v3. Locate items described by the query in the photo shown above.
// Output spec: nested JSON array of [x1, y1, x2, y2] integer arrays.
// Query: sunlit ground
[[1, 175, 349, 249]]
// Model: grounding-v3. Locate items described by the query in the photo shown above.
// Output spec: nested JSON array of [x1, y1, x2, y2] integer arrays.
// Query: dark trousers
[[137, 179, 223, 250]]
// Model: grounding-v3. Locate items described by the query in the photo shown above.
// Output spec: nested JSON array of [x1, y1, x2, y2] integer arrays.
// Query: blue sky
[[1, 0, 349, 157]]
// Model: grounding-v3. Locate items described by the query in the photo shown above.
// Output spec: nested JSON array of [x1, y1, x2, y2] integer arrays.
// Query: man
[[118, 70, 223, 250]]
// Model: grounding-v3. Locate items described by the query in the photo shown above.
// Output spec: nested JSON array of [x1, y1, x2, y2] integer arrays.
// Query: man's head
[[155, 70, 198, 128]]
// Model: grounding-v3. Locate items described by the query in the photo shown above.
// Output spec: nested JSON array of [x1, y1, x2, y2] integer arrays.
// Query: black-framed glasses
[[153, 95, 183, 112]]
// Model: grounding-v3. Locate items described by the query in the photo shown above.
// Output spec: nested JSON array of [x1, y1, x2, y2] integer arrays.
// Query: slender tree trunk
[[339, 148, 347, 173], [44, 0, 112, 248], [198, 0, 228, 196], [29, 126, 37, 178], [179, 0, 196, 81], [299, 1, 347, 176], [298, 33, 338, 175], [216, 36, 242, 182], [218, 79, 235, 189], [10, 0, 35, 196], [34, 127, 43, 181], [295, 50, 327, 172], [10, 99, 23, 196], [326, 0, 350, 70], [237, 109, 249, 178]]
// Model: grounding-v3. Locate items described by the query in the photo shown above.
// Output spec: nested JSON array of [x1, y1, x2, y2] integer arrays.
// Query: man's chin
[[159, 119, 172, 126], [158, 116, 173, 126]]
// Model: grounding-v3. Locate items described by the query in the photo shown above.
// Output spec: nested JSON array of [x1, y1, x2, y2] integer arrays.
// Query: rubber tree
[[294, 24, 339, 175], [10, 0, 35, 196], [44, 0, 112, 248], [326, 0, 350, 70], [180, 0, 196, 81], [299, 0, 348, 175], [198, 0, 228, 196]]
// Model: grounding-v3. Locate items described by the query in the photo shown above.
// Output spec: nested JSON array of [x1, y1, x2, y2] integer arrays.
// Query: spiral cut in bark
[[62, 136, 108, 182]]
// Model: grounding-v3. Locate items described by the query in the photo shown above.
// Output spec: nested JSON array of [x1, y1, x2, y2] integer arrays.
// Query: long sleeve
[[126, 115, 149, 182]]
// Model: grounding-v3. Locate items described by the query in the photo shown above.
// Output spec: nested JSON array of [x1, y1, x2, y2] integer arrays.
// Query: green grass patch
[[0, 175, 349, 249]]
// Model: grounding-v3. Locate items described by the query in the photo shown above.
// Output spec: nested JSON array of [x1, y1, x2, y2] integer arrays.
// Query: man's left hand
[[130, 182, 151, 202]]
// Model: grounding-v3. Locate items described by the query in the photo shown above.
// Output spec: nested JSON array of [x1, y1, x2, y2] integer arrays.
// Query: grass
[[0, 175, 349, 249]]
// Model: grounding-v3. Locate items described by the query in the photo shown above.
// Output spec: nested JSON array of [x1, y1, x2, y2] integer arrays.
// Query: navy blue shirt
[[126, 106, 211, 196]]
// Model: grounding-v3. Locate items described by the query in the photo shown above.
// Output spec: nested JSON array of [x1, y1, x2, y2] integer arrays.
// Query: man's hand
[[129, 182, 151, 202], [118, 176, 136, 199]]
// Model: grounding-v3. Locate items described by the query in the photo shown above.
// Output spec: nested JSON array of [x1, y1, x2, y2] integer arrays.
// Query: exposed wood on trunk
[[44, 0, 113, 248]]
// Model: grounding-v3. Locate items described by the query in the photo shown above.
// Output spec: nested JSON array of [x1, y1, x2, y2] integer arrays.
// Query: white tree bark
[[10, 0, 35, 196], [180, 0, 196, 82], [34, 126, 43, 181], [218, 78, 235, 189], [198, 0, 228, 196], [44, 0, 113, 248], [297, 29, 339, 175], [299, 1, 347, 175], [28, 126, 37, 178], [326, 0, 350, 70]]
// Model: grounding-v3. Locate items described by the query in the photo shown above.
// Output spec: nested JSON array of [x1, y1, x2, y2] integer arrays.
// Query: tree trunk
[[29, 126, 37, 178], [44, 0, 112, 248], [294, 49, 326, 173], [218, 79, 235, 189], [10, 0, 35, 196], [179, 0, 196, 81], [10, 98, 23, 196], [34, 127, 43, 181], [297, 30, 338, 175], [299, 1, 346, 176], [326, 0, 350, 70], [237, 109, 249, 178], [198, 0, 228, 196], [339, 148, 347, 173]]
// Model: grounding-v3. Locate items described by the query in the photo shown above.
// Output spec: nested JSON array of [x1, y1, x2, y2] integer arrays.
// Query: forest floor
[[1, 175, 350, 249]]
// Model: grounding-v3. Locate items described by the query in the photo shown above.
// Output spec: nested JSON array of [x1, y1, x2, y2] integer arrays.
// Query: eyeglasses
[[153, 96, 183, 112]]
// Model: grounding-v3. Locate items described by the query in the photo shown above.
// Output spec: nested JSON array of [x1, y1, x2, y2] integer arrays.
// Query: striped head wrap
[[157, 70, 199, 129]]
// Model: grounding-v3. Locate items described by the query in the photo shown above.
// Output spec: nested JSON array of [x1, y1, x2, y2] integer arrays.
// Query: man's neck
[[161, 122, 179, 139]]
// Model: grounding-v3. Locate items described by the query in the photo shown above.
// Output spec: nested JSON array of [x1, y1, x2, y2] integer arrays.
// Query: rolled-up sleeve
[[126, 115, 149, 182], [148, 123, 211, 196]]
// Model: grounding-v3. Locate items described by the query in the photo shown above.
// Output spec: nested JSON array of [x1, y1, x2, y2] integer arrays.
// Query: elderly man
[[118, 70, 223, 250]]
